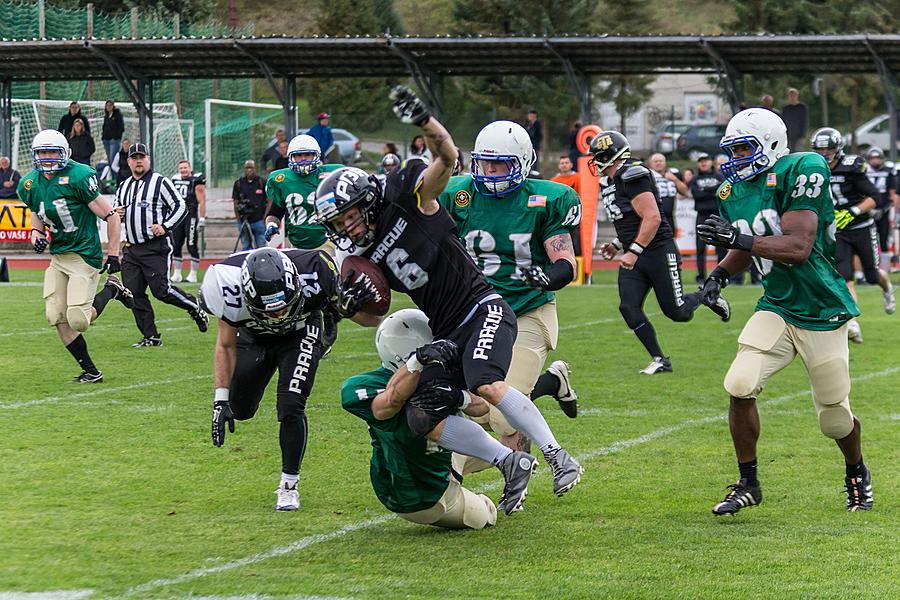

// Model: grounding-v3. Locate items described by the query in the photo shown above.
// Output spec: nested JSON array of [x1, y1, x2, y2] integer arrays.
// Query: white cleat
[[883, 284, 896, 314], [847, 320, 863, 344], [171, 270, 183, 283], [186, 270, 198, 283], [275, 482, 300, 511]]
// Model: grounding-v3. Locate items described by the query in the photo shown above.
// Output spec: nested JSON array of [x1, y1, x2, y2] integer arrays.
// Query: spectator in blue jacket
[[308, 112, 334, 158]]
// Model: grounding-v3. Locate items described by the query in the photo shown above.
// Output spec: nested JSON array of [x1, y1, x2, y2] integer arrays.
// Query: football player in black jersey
[[592, 131, 730, 374], [315, 86, 584, 499], [200, 247, 376, 510], [810, 128, 895, 343], [171, 160, 206, 283], [864, 147, 896, 272]]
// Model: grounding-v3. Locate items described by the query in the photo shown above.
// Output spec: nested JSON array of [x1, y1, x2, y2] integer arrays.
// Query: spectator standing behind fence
[[567, 121, 582, 172], [69, 119, 95, 166], [260, 128, 286, 173], [232, 160, 269, 251], [526, 109, 543, 168], [308, 112, 334, 156], [760, 95, 783, 118], [273, 141, 289, 170], [101, 100, 125, 166], [58, 101, 92, 138], [689, 153, 725, 284], [408, 134, 431, 161], [782, 88, 809, 152], [0, 156, 21, 200], [114, 138, 132, 184]]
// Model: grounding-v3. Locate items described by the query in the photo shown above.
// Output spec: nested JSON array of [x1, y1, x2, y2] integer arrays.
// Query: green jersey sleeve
[[341, 369, 396, 432], [781, 153, 831, 216], [543, 184, 582, 240], [266, 172, 286, 208], [16, 173, 34, 210]]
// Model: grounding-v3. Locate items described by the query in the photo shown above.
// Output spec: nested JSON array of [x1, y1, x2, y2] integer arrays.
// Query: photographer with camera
[[231, 160, 270, 251]]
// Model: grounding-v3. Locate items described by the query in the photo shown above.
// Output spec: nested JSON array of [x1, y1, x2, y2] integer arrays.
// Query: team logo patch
[[275, 173, 285, 183], [527, 195, 547, 207], [717, 183, 731, 201], [766, 173, 777, 187], [23, 179, 32, 190], [454, 190, 470, 207], [58, 176, 69, 185]]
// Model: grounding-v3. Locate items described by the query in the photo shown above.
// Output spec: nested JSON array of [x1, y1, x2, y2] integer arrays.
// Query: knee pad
[[66, 305, 92, 332], [723, 356, 762, 399], [809, 357, 853, 439], [461, 488, 497, 529], [45, 300, 66, 327], [619, 304, 645, 330], [818, 405, 854, 439]]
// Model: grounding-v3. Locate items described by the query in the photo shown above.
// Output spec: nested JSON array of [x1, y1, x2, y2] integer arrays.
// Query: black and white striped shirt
[[115, 171, 185, 245]]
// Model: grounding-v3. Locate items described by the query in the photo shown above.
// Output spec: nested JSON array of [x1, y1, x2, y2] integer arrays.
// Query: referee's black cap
[[128, 143, 151, 158]]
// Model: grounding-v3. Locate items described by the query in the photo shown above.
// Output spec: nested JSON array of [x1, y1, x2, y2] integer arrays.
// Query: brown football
[[340, 254, 391, 316]]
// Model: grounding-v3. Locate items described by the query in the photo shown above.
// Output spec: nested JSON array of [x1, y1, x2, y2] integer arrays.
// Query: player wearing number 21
[[696, 109, 871, 516]]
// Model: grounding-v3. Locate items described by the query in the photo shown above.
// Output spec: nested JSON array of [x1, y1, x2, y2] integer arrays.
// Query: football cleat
[[845, 465, 873, 512], [132, 336, 163, 348], [547, 360, 578, 418], [186, 270, 198, 284], [190, 307, 209, 333], [544, 448, 583, 497], [640, 356, 672, 375], [847, 320, 863, 344], [883, 284, 896, 314], [71, 370, 103, 384], [712, 478, 762, 516], [275, 482, 300, 511], [105, 274, 134, 309], [171, 270, 183, 283], [496, 451, 537, 515]]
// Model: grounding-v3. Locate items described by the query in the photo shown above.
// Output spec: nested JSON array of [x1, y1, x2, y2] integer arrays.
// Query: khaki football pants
[[397, 474, 497, 530], [43, 253, 100, 332], [724, 310, 854, 439]]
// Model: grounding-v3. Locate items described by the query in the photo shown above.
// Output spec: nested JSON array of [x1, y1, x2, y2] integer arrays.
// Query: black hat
[[128, 143, 150, 158]]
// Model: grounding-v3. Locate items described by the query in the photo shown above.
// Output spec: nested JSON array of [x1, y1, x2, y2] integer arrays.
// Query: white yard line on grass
[[119, 364, 900, 598], [1, 318, 185, 338], [0, 591, 95, 600], [0, 375, 209, 410]]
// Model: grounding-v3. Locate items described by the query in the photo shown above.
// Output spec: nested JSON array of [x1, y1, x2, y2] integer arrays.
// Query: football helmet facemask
[[314, 167, 382, 251], [375, 308, 433, 371], [31, 129, 71, 173], [471, 120, 535, 196], [240, 248, 305, 335], [587, 130, 631, 177], [287, 134, 322, 175], [810, 127, 844, 165], [719, 109, 790, 183]]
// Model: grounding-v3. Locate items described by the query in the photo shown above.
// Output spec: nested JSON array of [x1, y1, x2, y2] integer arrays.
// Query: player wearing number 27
[[695, 109, 871, 515]]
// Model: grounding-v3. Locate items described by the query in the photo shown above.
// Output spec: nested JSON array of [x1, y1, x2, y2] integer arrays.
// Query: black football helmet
[[314, 167, 383, 251], [587, 130, 631, 176], [380, 153, 401, 174], [240, 248, 305, 334], [810, 127, 844, 163]]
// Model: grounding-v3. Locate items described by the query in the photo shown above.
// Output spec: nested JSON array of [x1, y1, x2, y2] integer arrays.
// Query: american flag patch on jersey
[[527, 195, 547, 207], [58, 176, 69, 185], [766, 173, 777, 186]]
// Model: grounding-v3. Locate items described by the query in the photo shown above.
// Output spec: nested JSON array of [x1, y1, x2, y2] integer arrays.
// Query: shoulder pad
[[621, 164, 651, 182], [841, 155, 864, 169]]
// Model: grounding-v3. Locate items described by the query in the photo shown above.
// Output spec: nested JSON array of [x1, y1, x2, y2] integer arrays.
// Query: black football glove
[[336, 269, 376, 318], [701, 266, 730, 305], [390, 85, 431, 127], [101, 255, 120, 274], [415, 339, 459, 370], [212, 400, 235, 447], [411, 381, 465, 413], [33, 236, 48, 254], [520, 265, 551, 290], [696, 215, 754, 251]]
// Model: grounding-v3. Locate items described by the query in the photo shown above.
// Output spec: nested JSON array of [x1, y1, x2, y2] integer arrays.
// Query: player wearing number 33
[[696, 108, 871, 515], [18, 129, 134, 384], [315, 86, 583, 500]]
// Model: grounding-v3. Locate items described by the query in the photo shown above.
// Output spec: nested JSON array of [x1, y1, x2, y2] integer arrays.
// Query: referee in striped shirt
[[115, 143, 208, 347]]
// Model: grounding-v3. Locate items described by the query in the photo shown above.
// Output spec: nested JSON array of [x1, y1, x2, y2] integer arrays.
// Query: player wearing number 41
[[18, 129, 134, 383], [315, 86, 583, 499], [592, 130, 731, 375], [200, 247, 376, 511], [438, 120, 581, 459], [263, 134, 343, 254], [696, 108, 872, 515], [809, 127, 895, 344]]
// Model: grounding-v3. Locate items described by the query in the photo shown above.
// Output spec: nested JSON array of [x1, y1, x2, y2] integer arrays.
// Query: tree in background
[[374, 0, 405, 35], [66, 0, 217, 22]]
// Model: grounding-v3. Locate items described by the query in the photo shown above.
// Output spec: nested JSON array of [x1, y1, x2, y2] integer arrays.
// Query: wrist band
[[611, 238, 623, 251], [850, 206, 861, 216], [460, 390, 472, 410], [628, 242, 645, 255], [406, 355, 424, 373], [31, 228, 45, 235], [215, 388, 230, 402]]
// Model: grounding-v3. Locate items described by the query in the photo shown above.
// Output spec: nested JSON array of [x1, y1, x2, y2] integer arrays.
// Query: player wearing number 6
[[697, 109, 871, 515], [264, 134, 343, 254]]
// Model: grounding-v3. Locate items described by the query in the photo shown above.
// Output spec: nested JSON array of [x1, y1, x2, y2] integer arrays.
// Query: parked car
[[676, 124, 727, 160], [299, 127, 362, 163], [653, 122, 692, 155], [847, 114, 899, 152]]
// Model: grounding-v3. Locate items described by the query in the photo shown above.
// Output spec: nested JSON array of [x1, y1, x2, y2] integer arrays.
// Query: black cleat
[[190, 307, 209, 332], [640, 356, 672, 375], [497, 451, 537, 515], [845, 465, 874, 512], [712, 478, 762, 516], [132, 336, 163, 348], [547, 360, 578, 418], [105, 275, 134, 309], [71, 370, 103, 384]]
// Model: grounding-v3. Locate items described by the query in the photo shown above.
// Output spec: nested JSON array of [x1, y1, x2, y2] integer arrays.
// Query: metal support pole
[[0, 78, 12, 161], [387, 41, 445, 119], [700, 39, 742, 115], [284, 78, 297, 138], [544, 41, 592, 123], [864, 38, 899, 162], [137, 79, 150, 147]]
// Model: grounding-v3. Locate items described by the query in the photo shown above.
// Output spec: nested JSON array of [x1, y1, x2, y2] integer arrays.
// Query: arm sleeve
[[543, 186, 583, 240], [391, 160, 429, 210], [159, 177, 187, 230]]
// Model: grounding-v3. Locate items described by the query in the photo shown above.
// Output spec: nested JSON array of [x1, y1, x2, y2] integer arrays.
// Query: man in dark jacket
[[114, 138, 133, 185], [102, 100, 125, 166], [689, 153, 725, 283], [0, 156, 21, 200], [781, 88, 809, 153], [58, 101, 91, 138], [526, 110, 543, 170]]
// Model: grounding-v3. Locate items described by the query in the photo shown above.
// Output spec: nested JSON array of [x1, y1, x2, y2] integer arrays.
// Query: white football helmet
[[719, 109, 789, 183], [471, 120, 536, 195], [375, 308, 432, 372], [31, 129, 70, 173], [287, 134, 321, 175]]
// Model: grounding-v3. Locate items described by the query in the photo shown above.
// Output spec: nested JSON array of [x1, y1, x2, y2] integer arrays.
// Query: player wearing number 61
[[696, 108, 871, 516]]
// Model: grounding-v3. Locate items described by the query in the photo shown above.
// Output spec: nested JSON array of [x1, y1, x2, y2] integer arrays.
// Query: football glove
[[33, 237, 48, 254], [390, 85, 431, 127], [870, 207, 884, 221], [696, 215, 754, 251], [701, 266, 730, 305], [520, 265, 551, 290], [415, 339, 459, 369], [101, 255, 120, 274], [411, 381, 465, 413], [197, 217, 206, 229], [264, 223, 280, 242], [336, 269, 376, 318], [212, 400, 235, 447], [834, 209, 855, 230]]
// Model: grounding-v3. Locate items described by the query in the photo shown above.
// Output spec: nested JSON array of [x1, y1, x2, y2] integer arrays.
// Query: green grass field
[[2, 267, 899, 599]]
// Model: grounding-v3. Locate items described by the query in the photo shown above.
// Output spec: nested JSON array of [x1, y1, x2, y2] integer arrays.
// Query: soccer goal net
[[10, 99, 193, 180], [203, 99, 286, 188]]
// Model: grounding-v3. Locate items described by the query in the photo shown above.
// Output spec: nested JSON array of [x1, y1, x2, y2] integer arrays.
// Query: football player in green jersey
[[696, 109, 872, 514], [263, 134, 343, 254], [19, 130, 133, 383], [439, 121, 580, 457]]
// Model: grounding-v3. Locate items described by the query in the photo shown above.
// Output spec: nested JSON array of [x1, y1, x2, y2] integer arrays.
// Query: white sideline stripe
[[0, 591, 94, 600], [185, 596, 354, 600], [0, 375, 209, 409], [122, 365, 900, 597], [0, 281, 44, 287], [1, 318, 184, 338]]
